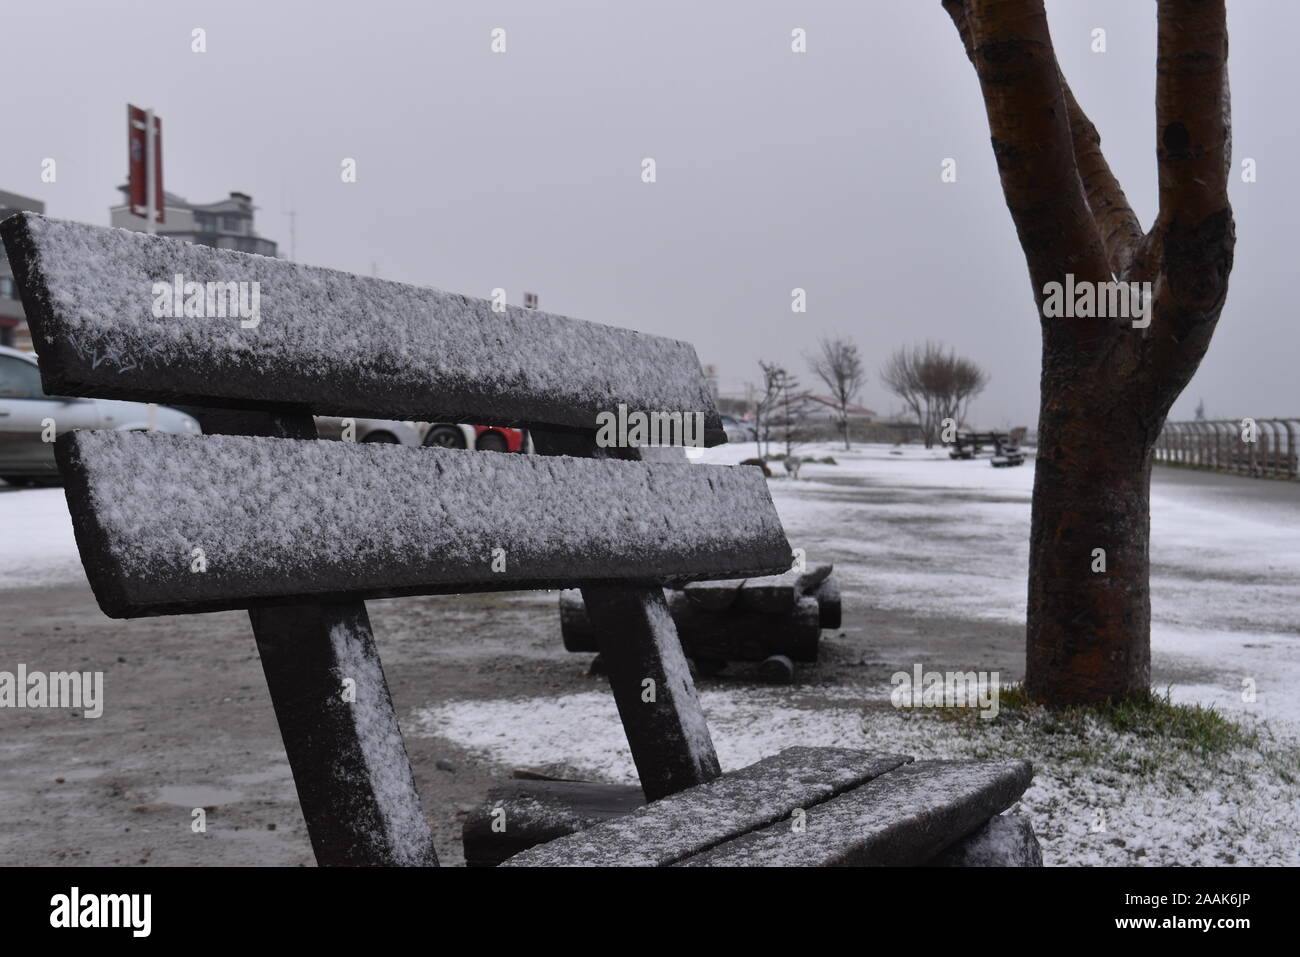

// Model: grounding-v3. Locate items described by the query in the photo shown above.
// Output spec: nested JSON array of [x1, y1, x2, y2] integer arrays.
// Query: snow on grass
[[0, 487, 83, 589], [414, 682, 1300, 866]]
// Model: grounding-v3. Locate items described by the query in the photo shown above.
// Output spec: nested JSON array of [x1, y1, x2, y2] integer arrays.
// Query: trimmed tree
[[942, 0, 1234, 705], [810, 336, 867, 450], [881, 341, 987, 448]]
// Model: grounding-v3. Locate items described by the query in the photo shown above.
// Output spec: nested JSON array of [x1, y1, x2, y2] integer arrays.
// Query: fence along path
[[1154, 419, 1299, 479]]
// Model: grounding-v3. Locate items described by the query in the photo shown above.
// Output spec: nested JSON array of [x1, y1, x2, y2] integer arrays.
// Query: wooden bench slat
[[501, 748, 912, 867], [1, 212, 725, 443], [57, 430, 791, 618], [676, 759, 1033, 867]]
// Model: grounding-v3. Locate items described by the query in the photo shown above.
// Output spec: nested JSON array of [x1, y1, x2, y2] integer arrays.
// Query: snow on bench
[[57, 430, 792, 618], [0, 213, 724, 443], [678, 759, 1033, 867], [503, 748, 912, 867]]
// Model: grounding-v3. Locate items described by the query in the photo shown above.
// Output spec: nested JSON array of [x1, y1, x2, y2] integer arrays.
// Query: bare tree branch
[[946, 0, 1144, 279], [946, 0, 1111, 297], [1140, 0, 1235, 397], [1156, 0, 1232, 225], [754, 361, 785, 458], [810, 336, 867, 450], [1060, 81, 1145, 278]]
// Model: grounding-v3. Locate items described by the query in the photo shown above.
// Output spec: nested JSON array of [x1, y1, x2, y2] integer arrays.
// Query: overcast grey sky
[[2, 0, 1293, 427]]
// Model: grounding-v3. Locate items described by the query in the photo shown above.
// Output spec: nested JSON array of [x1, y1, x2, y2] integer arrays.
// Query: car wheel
[[476, 430, 509, 453], [424, 425, 467, 449], [361, 431, 400, 444]]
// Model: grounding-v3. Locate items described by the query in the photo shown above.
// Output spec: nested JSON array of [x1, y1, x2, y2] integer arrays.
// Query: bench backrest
[[1, 213, 793, 619], [1, 213, 724, 438]]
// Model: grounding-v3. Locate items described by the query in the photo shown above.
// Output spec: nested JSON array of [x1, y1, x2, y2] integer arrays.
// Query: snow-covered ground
[[414, 442, 1300, 866], [700, 442, 1300, 730], [0, 487, 83, 589], [416, 682, 1300, 866]]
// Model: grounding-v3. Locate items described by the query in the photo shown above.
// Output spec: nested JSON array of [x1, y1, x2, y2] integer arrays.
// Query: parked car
[[421, 423, 528, 453], [314, 416, 422, 446], [0, 345, 201, 486], [719, 413, 757, 443], [309, 417, 529, 453]]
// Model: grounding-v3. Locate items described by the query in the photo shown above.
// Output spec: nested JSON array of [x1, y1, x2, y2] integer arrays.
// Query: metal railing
[[1153, 419, 1300, 479]]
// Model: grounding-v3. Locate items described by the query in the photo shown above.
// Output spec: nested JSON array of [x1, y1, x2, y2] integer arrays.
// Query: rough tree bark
[[942, 0, 1234, 705]]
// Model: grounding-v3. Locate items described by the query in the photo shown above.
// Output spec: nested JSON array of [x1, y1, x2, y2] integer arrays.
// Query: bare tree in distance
[[771, 366, 806, 459], [880, 346, 929, 446], [880, 341, 987, 448], [943, 0, 1234, 706], [935, 353, 988, 438], [753, 360, 785, 458], [809, 336, 867, 450]]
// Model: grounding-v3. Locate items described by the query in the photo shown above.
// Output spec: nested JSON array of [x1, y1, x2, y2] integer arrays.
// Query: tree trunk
[[1026, 400, 1153, 703], [944, 0, 1234, 706]]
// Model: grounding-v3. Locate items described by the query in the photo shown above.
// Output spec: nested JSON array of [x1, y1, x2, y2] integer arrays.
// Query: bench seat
[[480, 748, 1035, 867]]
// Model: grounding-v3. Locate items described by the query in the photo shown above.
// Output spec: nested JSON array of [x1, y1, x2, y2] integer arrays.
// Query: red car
[[422, 423, 527, 453]]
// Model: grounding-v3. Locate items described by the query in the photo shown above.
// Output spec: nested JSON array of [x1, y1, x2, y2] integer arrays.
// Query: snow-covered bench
[[0, 212, 1039, 867]]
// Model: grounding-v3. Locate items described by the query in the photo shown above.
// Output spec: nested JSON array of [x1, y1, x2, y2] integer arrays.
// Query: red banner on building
[[127, 104, 164, 225]]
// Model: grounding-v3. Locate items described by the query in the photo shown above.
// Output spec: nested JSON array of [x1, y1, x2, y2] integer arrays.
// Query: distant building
[[0, 189, 46, 350], [110, 187, 278, 257]]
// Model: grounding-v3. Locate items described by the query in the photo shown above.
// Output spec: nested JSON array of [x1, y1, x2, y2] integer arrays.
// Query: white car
[[314, 416, 422, 446], [0, 345, 200, 486], [719, 414, 757, 443]]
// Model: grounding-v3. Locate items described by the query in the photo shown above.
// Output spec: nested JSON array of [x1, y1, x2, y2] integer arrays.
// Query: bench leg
[[527, 430, 722, 801], [581, 585, 722, 801], [184, 408, 436, 865], [250, 601, 438, 866]]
